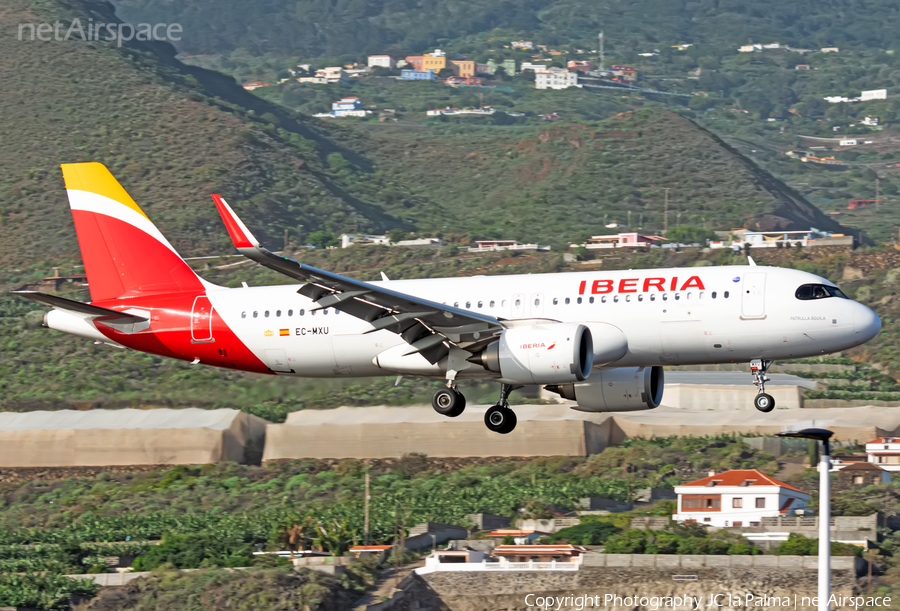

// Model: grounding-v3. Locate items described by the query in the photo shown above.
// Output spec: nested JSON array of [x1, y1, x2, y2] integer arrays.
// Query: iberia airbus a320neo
[[15, 163, 882, 433]]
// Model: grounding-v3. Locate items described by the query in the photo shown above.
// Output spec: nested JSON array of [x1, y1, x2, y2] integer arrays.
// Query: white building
[[824, 95, 852, 104], [861, 89, 887, 101], [367, 55, 396, 69], [573, 233, 666, 249], [821, 47, 840, 53], [535, 68, 580, 90], [314, 67, 348, 84], [839, 139, 859, 146], [468, 240, 551, 253], [866, 437, 900, 472], [511, 40, 535, 49], [861, 116, 880, 126], [340, 234, 389, 248], [738, 44, 763, 53], [521, 62, 551, 72], [339, 234, 445, 248], [673, 469, 809, 528]]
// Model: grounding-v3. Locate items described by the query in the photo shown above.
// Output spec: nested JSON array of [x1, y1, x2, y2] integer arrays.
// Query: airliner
[[14, 163, 882, 433]]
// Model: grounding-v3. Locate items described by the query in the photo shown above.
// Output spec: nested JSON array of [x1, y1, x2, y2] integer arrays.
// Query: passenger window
[[515, 299, 521, 307], [699, 292, 704, 300], [253, 311, 258, 318], [311, 310, 316, 316], [637, 294, 643, 302], [674, 294, 680, 301], [466, 302, 471, 309], [502, 300, 508, 307], [601, 296, 607, 303], [625, 295, 631, 302], [565, 297, 570, 305], [276, 310, 282, 317], [323, 309, 328, 315], [724, 291, 730, 299], [650, 294, 656, 302], [300, 309, 305, 316], [552, 298, 558, 305], [241, 311, 247, 318], [477, 301, 483, 308], [712, 292, 717, 299], [288, 309, 293, 316], [534, 298, 540, 306], [454, 302, 459, 308], [589, 297, 595, 304], [613, 295, 619, 303], [265, 310, 270, 317], [662, 294, 668, 301], [490, 300, 495, 308], [577, 297, 582, 304], [687, 293, 692, 300]]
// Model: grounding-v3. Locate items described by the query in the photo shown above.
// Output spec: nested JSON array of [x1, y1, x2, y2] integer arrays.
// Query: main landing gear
[[751, 358, 775, 413], [430, 383, 519, 434], [484, 384, 518, 435], [432, 386, 466, 418]]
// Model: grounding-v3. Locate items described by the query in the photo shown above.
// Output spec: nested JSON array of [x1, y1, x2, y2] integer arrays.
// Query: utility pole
[[876, 177, 880, 211], [663, 188, 670, 235], [283, 228, 289, 253], [598, 32, 605, 72], [363, 470, 370, 546]]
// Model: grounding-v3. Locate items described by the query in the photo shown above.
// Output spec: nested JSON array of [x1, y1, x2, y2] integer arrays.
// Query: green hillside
[[0, 0, 415, 273], [111, 0, 900, 58], [340, 110, 851, 242], [0, 0, 863, 277]]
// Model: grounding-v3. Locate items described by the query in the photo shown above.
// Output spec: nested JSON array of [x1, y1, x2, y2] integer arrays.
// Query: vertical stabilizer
[[61, 163, 204, 302]]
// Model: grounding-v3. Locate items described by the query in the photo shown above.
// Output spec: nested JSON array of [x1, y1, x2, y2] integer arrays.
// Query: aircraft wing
[[211, 195, 503, 364], [11, 291, 148, 322]]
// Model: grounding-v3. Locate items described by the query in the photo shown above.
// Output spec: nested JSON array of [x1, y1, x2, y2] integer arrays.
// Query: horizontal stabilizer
[[11, 291, 148, 322]]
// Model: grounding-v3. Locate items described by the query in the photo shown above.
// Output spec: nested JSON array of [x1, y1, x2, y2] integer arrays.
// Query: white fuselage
[[206, 265, 880, 378]]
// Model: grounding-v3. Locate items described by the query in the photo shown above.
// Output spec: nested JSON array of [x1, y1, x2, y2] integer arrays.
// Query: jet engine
[[472, 323, 593, 385], [546, 366, 664, 412]]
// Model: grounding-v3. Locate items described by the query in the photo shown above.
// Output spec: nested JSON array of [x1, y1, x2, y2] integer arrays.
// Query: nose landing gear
[[751, 358, 775, 413]]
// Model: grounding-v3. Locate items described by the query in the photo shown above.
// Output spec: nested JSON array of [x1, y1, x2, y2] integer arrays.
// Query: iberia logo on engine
[[521, 343, 545, 349]]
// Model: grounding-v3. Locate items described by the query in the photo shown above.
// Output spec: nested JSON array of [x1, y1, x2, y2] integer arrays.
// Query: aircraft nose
[[854, 303, 881, 342]]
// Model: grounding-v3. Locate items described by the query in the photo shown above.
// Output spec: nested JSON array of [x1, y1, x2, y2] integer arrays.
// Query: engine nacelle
[[474, 323, 593, 385], [583, 322, 628, 366], [548, 366, 664, 412]]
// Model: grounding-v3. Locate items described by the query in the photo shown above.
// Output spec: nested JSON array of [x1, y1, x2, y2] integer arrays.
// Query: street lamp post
[[776, 428, 834, 611]]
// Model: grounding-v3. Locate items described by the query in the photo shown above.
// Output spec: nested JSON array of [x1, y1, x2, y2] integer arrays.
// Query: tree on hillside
[[307, 230, 339, 249]]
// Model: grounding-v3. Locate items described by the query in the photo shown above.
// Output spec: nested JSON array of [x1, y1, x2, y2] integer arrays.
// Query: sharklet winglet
[[211, 194, 259, 249]]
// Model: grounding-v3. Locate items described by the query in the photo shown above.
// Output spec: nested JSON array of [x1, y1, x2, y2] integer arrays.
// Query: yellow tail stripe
[[61, 162, 149, 221]]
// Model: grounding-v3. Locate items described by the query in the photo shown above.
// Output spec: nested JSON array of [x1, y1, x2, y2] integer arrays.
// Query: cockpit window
[[795, 284, 848, 300]]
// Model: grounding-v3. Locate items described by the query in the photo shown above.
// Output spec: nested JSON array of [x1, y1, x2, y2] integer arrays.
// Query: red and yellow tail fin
[[62, 163, 204, 302]]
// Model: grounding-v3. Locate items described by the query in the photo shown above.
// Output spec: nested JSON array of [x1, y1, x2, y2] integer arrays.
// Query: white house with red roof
[[866, 437, 900, 472], [673, 469, 809, 528]]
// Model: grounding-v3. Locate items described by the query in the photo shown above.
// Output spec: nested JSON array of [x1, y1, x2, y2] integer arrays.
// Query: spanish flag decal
[[279, 329, 290, 336]]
